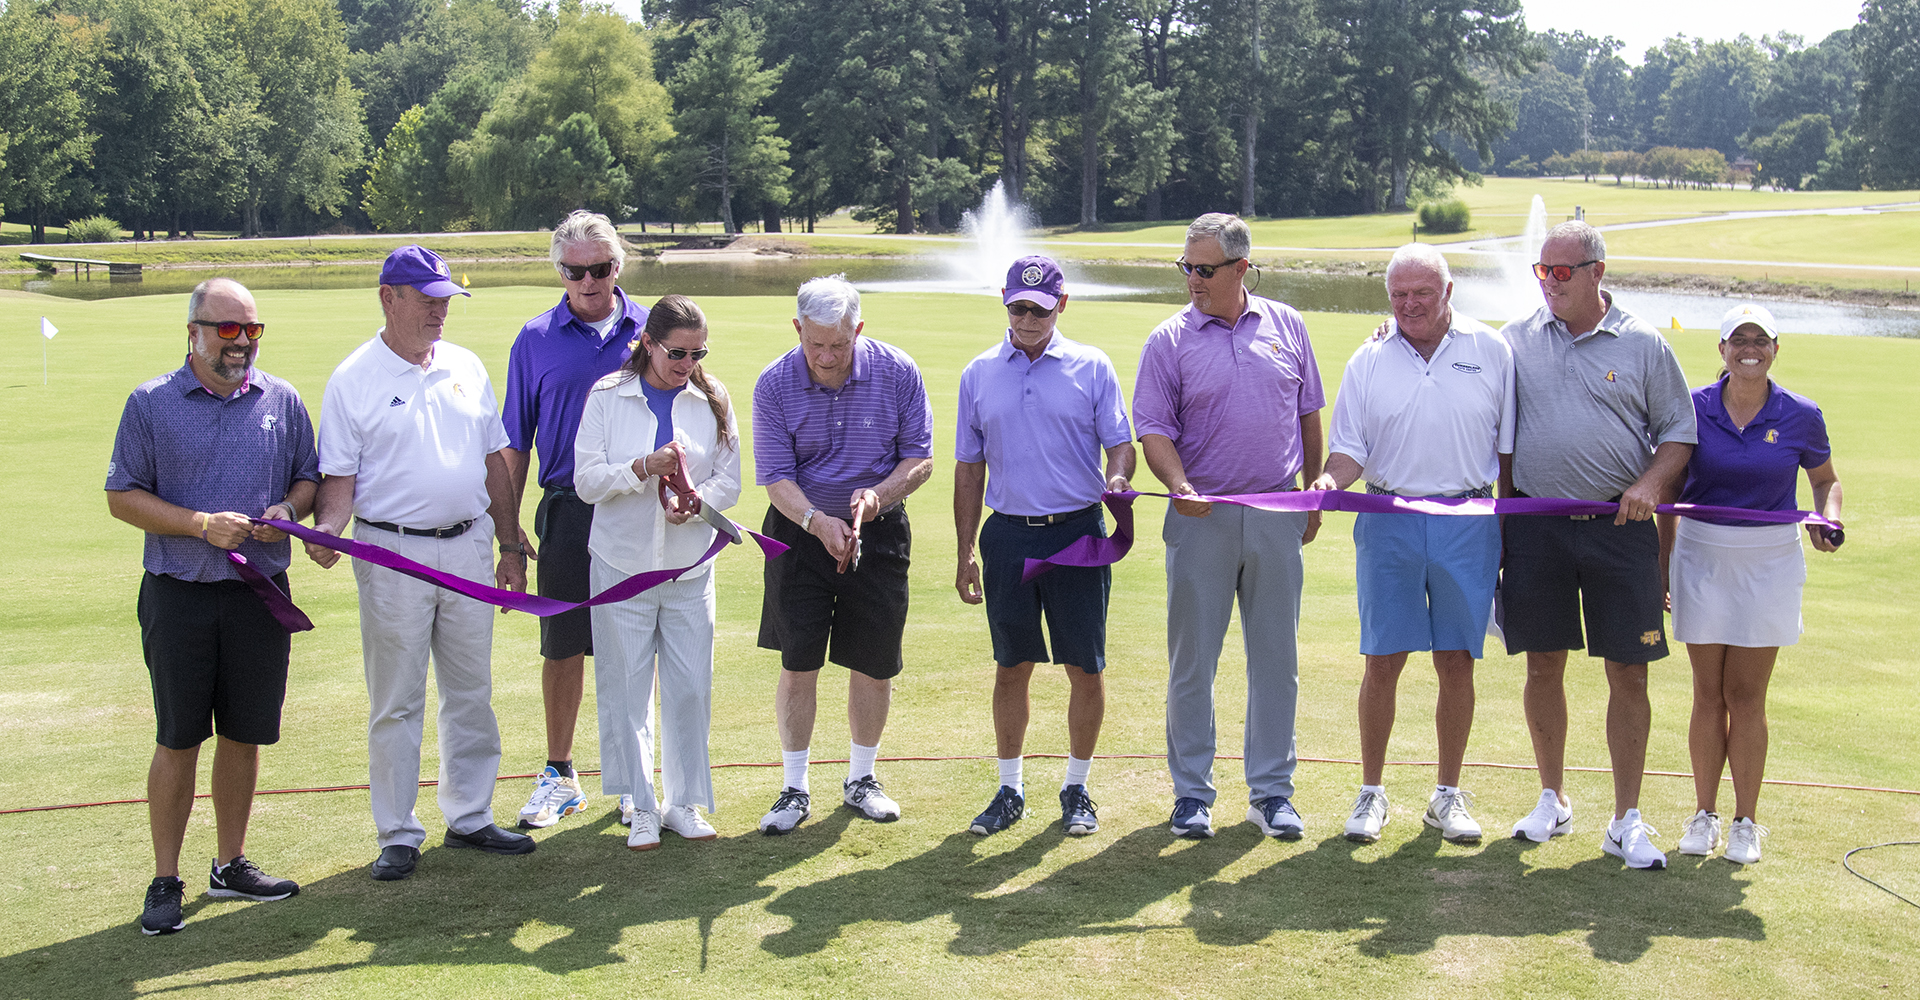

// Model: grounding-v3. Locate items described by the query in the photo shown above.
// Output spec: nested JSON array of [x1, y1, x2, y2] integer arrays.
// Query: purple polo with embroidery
[[502, 289, 644, 490], [106, 361, 320, 581], [1680, 380, 1830, 527], [753, 335, 934, 512], [1132, 298, 1326, 494], [956, 331, 1133, 516]]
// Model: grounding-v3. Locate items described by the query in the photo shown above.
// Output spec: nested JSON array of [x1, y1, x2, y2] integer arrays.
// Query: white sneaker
[[1425, 788, 1483, 843], [662, 804, 717, 841], [1724, 817, 1767, 864], [518, 766, 588, 829], [1344, 789, 1389, 843], [618, 794, 636, 827], [759, 787, 811, 835], [1602, 808, 1667, 869], [1511, 788, 1573, 842], [1677, 809, 1722, 856], [843, 775, 902, 822], [626, 810, 661, 851]]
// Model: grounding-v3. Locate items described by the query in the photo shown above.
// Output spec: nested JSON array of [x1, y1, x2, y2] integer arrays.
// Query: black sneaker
[[208, 856, 299, 901], [1060, 784, 1099, 836], [969, 785, 1025, 836], [140, 876, 186, 936]]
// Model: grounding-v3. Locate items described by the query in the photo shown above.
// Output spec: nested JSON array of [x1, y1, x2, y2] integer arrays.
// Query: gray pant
[[1163, 504, 1306, 805]]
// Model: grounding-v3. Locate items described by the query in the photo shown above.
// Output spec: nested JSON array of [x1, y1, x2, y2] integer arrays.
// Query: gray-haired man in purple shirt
[[752, 275, 934, 833]]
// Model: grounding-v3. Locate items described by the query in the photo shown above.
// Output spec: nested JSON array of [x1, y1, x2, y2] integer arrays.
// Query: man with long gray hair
[[501, 210, 647, 831]]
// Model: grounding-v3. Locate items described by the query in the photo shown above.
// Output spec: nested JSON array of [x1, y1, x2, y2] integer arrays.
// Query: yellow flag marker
[[1671, 317, 1683, 330], [461, 273, 470, 287]]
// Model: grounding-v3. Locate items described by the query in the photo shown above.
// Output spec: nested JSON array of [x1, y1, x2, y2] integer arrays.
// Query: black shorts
[[137, 572, 292, 750], [757, 504, 912, 679], [1501, 513, 1670, 663], [535, 488, 594, 659], [979, 507, 1109, 672]]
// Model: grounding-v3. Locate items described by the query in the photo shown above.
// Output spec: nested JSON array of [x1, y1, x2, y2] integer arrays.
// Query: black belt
[[1367, 482, 1494, 499], [543, 486, 578, 499], [356, 516, 476, 539], [995, 503, 1102, 527], [1512, 489, 1620, 520]]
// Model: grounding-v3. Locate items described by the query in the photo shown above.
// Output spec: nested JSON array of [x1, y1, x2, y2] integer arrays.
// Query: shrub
[[64, 215, 124, 244], [1417, 198, 1472, 234]]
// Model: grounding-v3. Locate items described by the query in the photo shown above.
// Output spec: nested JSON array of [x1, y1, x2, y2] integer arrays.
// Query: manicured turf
[[1, 286, 1917, 998]]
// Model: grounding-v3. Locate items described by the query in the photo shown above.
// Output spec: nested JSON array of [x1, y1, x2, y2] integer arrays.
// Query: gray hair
[[1544, 220, 1606, 261], [187, 277, 250, 323], [1385, 243, 1451, 288], [795, 274, 861, 328], [550, 210, 627, 275], [1187, 213, 1252, 261]]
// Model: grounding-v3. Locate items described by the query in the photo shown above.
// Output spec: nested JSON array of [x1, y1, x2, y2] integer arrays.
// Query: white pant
[[353, 515, 501, 847], [589, 558, 716, 814]]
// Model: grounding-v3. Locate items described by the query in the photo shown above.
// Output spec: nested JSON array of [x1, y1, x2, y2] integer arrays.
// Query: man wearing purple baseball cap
[[954, 255, 1135, 837], [307, 244, 534, 880]]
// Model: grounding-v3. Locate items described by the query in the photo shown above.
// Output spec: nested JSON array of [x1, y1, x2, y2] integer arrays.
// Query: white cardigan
[[573, 371, 742, 577]]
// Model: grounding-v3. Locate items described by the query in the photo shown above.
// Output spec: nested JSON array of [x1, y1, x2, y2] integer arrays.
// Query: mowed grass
[[1, 285, 1918, 998]]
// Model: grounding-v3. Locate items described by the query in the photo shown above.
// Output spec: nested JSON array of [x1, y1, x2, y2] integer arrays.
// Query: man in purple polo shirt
[[955, 256, 1135, 838], [501, 210, 646, 832], [107, 277, 319, 934], [1134, 213, 1327, 841], [753, 275, 934, 833]]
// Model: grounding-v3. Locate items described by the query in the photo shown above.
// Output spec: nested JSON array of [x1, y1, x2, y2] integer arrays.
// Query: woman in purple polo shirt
[[1661, 304, 1843, 865]]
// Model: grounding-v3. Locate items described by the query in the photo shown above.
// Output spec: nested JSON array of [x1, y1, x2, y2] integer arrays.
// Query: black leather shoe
[[370, 845, 420, 881], [444, 823, 536, 855]]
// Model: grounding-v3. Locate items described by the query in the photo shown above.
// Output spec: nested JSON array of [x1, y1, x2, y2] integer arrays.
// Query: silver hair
[[1186, 213, 1252, 261], [550, 210, 627, 274], [1544, 220, 1606, 261], [1385, 243, 1451, 288], [795, 274, 861, 328], [187, 277, 250, 323]]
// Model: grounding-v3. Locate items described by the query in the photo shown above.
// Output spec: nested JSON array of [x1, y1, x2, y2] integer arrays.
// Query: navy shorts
[[757, 505, 912, 679], [535, 488, 594, 659], [979, 507, 1110, 672], [1501, 513, 1670, 663], [137, 572, 291, 749]]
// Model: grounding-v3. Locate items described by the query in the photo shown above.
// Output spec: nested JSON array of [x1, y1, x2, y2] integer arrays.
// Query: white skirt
[[1670, 518, 1805, 647]]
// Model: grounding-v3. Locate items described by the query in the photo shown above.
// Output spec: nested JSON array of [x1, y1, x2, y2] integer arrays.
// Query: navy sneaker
[[1249, 796, 1305, 840], [1169, 796, 1214, 839], [1060, 784, 1099, 836], [140, 876, 186, 935], [207, 856, 298, 901], [969, 785, 1025, 836]]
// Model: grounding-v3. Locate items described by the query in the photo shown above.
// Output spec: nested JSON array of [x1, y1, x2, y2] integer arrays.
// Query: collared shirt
[[752, 335, 934, 513], [501, 289, 644, 491], [575, 372, 741, 576], [1680, 379, 1829, 526], [319, 332, 510, 528], [1132, 297, 1326, 495], [106, 361, 320, 582], [1328, 313, 1515, 496], [955, 330, 1133, 516], [1503, 294, 1696, 502]]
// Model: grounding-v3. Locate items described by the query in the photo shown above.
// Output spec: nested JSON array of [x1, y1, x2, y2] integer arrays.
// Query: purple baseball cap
[[380, 245, 470, 298], [1003, 255, 1065, 310]]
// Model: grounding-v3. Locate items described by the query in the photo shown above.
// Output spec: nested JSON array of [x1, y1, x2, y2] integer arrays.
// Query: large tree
[[1654, 37, 1766, 155], [1850, 0, 1920, 188], [663, 9, 791, 233], [0, 1, 109, 243]]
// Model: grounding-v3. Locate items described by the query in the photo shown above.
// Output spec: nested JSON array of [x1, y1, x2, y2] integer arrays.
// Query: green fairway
[[2, 285, 1917, 998]]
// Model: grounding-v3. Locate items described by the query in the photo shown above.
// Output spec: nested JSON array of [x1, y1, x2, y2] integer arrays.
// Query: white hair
[[1544, 220, 1606, 261], [1385, 243, 1451, 288], [550, 210, 627, 274], [795, 274, 861, 328], [1187, 213, 1251, 260]]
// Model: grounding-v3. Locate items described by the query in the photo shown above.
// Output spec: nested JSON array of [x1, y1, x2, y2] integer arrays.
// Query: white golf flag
[[41, 317, 57, 340]]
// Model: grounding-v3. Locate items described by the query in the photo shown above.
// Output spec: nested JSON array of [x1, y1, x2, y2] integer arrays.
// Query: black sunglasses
[[1007, 302, 1054, 318], [654, 345, 710, 362], [192, 320, 265, 340], [1531, 260, 1601, 282], [1175, 258, 1244, 279], [559, 260, 616, 281]]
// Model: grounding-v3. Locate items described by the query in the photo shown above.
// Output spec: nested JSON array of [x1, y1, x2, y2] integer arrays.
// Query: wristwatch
[[800, 507, 819, 531], [500, 541, 527, 556]]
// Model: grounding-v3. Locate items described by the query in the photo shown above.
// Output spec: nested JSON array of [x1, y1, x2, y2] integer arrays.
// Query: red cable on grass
[[5, 754, 1916, 815]]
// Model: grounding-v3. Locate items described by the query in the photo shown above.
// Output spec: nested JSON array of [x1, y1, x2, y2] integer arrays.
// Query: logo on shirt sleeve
[[107, 460, 116, 477]]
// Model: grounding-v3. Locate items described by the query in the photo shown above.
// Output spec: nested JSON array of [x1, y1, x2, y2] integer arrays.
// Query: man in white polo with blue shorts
[[1309, 242, 1513, 846]]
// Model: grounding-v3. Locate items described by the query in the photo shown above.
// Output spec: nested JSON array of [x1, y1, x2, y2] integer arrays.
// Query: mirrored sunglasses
[[1531, 260, 1601, 282], [192, 320, 265, 340]]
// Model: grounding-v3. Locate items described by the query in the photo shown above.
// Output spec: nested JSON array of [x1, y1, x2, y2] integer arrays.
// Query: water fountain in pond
[[1450, 194, 1549, 326]]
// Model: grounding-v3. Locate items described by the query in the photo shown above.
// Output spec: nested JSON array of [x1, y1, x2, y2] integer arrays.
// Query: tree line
[[4, 0, 1918, 243]]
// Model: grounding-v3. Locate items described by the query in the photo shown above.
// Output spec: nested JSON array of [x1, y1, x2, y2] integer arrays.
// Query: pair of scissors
[[656, 442, 742, 544]]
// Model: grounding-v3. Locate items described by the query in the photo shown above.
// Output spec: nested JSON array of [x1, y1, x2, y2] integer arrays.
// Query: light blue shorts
[[1354, 510, 1501, 659]]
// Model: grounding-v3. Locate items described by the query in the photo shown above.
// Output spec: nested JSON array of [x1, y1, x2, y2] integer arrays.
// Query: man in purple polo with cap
[[307, 245, 532, 880], [954, 255, 1134, 837], [1134, 213, 1327, 841]]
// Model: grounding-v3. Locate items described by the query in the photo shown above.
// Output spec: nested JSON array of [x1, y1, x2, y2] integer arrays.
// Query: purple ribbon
[[234, 517, 788, 632], [1021, 490, 1841, 583]]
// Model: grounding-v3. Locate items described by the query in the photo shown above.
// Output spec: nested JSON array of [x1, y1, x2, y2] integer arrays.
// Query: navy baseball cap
[[380, 245, 470, 298], [1003, 255, 1064, 310]]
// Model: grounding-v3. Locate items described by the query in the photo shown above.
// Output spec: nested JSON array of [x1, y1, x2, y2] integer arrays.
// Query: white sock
[[1434, 784, 1459, 797], [782, 748, 810, 794], [1361, 783, 1386, 796], [997, 757, 1024, 790], [1062, 755, 1092, 790], [849, 742, 879, 783]]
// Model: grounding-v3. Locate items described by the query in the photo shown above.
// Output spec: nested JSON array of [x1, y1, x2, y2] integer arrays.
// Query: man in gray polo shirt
[[1500, 221, 1695, 869]]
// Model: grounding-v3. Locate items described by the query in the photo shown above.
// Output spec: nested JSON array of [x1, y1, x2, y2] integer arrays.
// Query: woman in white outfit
[[1660, 304, 1843, 865], [574, 295, 740, 850]]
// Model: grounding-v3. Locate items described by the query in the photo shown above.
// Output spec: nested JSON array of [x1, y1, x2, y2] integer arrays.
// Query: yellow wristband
[[198, 511, 211, 540]]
